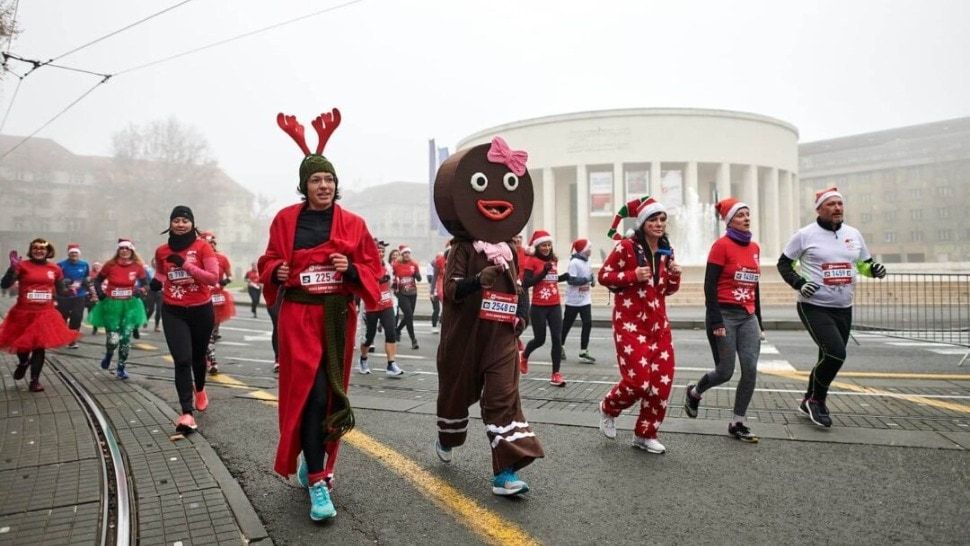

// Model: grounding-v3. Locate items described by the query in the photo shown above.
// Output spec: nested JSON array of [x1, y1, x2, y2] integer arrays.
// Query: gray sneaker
[[386, 362, 404, 377], [578, 351, 596, 363], [358, 358, 371, 375]]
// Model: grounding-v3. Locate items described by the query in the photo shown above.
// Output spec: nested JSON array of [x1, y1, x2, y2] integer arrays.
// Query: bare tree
[[1, 1, 21, 81]]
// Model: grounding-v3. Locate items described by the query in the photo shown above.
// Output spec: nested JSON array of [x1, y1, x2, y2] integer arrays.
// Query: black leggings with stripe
[[797, 302, 852, 403]]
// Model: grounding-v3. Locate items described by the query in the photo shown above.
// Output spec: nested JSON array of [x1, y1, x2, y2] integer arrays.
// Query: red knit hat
[[571, 238, 590, 255], [606, 196, 665, 240], [67, 243, 81, 255], [529, 230, 553, 249], [715, 197, 749, 224], [814, 187, 843, 209]]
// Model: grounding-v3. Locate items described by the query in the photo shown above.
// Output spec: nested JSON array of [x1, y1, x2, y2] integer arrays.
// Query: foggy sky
[[2, 0, 968, 212]]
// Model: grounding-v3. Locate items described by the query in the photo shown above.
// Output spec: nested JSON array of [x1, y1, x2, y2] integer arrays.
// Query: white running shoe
[[358, 359, 371, 375], [632, 436, 666, 454], [386, 362, 404, 377], [599, 411, 617, 439], [434, 439, 453, 463]]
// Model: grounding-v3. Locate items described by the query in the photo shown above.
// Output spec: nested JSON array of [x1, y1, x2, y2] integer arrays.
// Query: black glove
[[149, 278, 163, 292], [478, 265, 502, 288], [166, 254, 185, 267], [219, 278, 231, 287], [541, 262, 553, 275], [871, 262, 886, 279], [799, 281, 821, 298]]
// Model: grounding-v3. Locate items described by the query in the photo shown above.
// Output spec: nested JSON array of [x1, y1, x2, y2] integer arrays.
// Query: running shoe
[[296, 452, 309, 487], [368, 346, 376, 353], [411, 341, 420, 350], [683, 383, 701, 418], [578, 351, 596, 363], [100, 354, 112, 370], [632, 436, 666, 454], [208, 359, 219, 375], [550, 372, 566, 387], [13, 363, 28, 380], [728, 422, 759, 443], [492, 468, 529, 496], [802, 398, 832, 428], [175, 413, 197, 434], [358, 358, 371, 375], [132, 329, 140, 340], [599, 408, 617, 439], [28, 380, 44, 392], [431, 326, 439, 334], [434, 439, 453, 464], [195, 389, 209, 411], [67, 342, 79, 350], [308, 480, 336, 521], [273, 361, 280, 373], [154, 326, 161, 332], [561, 347, 567, 359], [386, 362, 404, 377], [116, 365, 129, 380], [213, 332, 222, 341], [518, 351, 528, 375]]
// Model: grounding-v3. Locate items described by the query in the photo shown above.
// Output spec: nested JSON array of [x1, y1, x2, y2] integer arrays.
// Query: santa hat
[[67, 243, 81, 255], [529, 230, 553, 249], [814, 187, 843, 209], [200, 231, 216, 242], [571, 238, 590, 255], [399, 244, 412, 254], [606, 196, 666, 240], [715, 197, 749, 224], [116, 238, 135, 250]]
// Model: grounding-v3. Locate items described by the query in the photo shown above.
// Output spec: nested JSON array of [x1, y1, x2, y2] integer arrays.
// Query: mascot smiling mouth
[[477, 199, 514, 221]]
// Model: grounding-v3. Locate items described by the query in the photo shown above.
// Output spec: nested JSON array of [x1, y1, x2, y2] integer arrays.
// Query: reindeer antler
[[311, 108, 342, 155], [276, 113, 311, 156]]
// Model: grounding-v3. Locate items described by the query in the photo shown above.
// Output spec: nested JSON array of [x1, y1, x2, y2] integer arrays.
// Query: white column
[[743, 164, 760, 239], [542, 167, 556, 241], [576, 164, 589, 239], [685, 161, 698, 204], [763, 167, 780, 258], [791, 173, 801, 229], [650, 161, 662, 198], [613, 162, 624, 209], [779, 170, 793, 239], [716, 162, 730, 203]]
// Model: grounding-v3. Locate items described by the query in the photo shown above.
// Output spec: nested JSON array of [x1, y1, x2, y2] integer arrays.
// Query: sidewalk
[[0, 350, 269, 545]]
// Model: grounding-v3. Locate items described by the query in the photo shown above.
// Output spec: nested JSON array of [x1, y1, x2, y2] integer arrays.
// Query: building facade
[[799, 117, 970, 263], [456, 108, 800, 264]]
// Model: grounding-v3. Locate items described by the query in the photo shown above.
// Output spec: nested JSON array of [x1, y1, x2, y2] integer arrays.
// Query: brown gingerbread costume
[[433, 136, 544, 495]]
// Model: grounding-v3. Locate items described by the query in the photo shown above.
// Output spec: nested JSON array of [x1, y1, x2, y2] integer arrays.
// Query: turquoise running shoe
[[491, 468, 529, 496], [308, 480, 336, 521], [296, 452, 308, 488]]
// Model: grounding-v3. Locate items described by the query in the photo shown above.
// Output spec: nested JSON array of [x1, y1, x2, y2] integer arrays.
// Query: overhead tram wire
[[115, 0, 366, 76], [0, 66, 24, 133]]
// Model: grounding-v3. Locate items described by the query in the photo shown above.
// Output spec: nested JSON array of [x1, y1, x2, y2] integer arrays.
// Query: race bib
[[399, 276, 416, 293], [211, 293, 226, 305], [578, 284, 590, 292], [110, 288, 133, 299], [479, 290, 517, 324], [821, 262, 854, 285], [379, 290, 392, 305], [734, 268, 760, 285], [167, 268, 193, 284], [299, 265, 343, 295], [544, 271, 559, 282], [26, 289, 53, 303]]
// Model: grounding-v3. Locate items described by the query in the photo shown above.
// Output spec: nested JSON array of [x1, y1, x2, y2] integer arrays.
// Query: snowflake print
[[169, 285, 186, 299], [732, 287, 753, 302], [539, 287, 553, 300]]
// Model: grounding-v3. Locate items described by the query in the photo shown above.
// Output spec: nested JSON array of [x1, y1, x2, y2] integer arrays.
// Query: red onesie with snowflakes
[[597, 238, 681, 439]]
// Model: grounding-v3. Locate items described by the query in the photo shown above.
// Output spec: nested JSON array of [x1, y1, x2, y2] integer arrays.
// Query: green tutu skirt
[[86, 297, 148, 331]]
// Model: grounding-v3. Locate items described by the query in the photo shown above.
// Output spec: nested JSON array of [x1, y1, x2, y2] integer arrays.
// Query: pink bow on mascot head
[[486, 136, 528, 176]]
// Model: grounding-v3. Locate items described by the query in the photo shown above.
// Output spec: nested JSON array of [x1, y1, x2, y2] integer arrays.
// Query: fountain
[[666, 186, 718, 265]]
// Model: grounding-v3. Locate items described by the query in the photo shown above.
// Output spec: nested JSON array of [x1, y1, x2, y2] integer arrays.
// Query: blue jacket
[[57, 259, 90, 297]]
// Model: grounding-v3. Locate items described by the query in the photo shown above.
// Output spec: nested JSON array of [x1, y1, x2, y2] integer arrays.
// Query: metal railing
[[853, 273, 970, 362]]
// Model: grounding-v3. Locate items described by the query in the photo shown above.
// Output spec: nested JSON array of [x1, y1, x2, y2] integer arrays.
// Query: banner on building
[[624, 170, 648, 200], [428, 139, 450, 236], [661, 169, 683, 208], [589, 171, 613, 216]]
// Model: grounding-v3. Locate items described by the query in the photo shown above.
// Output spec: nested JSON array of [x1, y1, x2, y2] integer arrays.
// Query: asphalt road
[[46, 310, 970, 544]]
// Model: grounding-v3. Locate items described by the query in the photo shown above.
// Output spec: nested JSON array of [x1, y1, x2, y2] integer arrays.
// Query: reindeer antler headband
[[276, 107, 342, 192]]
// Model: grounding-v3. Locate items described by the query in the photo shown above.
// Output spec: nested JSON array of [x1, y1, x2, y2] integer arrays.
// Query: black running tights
[[161, 303, 214, 414], [797, 302, 852, 402], [524, 304, 563, 373]]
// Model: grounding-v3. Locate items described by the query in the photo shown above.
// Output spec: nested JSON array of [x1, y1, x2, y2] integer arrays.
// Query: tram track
[[48, 359, 134, 546]]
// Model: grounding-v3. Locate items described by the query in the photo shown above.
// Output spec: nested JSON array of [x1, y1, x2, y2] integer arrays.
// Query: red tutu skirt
[[0, 304, 80, 353], [212, 288, 236, 324]]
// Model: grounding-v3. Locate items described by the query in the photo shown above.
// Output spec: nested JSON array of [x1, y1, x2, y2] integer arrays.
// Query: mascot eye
[[470, 172, 488, 192], [503, 172, 519, 191]]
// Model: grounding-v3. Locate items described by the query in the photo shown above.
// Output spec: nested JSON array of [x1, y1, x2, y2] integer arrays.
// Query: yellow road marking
[[163, 355, 173, 362], [221, 373, 541, 546], [762, 370, 970, 415], [777, 370, 970, 381], [133, 342, 158, 351]]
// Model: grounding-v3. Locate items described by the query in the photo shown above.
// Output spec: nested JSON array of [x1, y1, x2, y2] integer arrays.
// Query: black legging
[[364, 308, 396, 346], [57, 297, 86, 330], [268, 298, 280, 361], [301, 363, 329, 474], [161, 303, 214, 414], [561, 304, 592, 350], [430, 297, 441, 327], [248, 286, 261, 316], [524, 304, 563, 373], [144, 291, 163, 328], [16, 349, 46, 380], [797, 302, 852, 403], [395, 293, 417, 344]]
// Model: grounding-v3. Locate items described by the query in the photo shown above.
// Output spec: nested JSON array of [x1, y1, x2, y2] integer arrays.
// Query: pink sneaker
[[519, 351, 528, 375], [550, 372, 565, 387], [175, 413, 197, 434], [195, 389, 209, 411]]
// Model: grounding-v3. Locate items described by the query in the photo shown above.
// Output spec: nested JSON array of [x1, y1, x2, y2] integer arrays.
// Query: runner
[[432, 135, 544, 496], [561, 238, 596, 363], [511, 233, 529, 374], [245, 263, 261, 318], [387, 247, 402, 334], [684, 198, 764, 442], [428, 252, 442, 334], [87, 239, 149, 380], [358, 240, 403, 377], [520, 230, 568, 386], [393, 245, 421, 349], [597, 196, 681, 454], [777, 187, 887, 428], [203, 232, 234, 374], [142, 258, 163, 332], [87, 260, 103, 334], [260, 108, 383, 521], [0, 240, 80, 391], [151, 205, 220, 434], [55, 243, 89, 348]]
